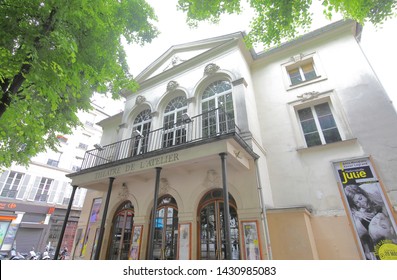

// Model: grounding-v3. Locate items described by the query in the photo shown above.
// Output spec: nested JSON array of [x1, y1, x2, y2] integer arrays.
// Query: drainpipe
[[94, 177, 115, 260], [54, 185, 78, 260], [254, 158, 272, 259], [219, 153, 232, 259], [148, 167, 162, 260]]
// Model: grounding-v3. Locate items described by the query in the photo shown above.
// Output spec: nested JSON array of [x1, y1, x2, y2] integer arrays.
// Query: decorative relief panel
[[204, 63, 220, 76], [203, 169, 221, 189], [166, 80, 179, 92]]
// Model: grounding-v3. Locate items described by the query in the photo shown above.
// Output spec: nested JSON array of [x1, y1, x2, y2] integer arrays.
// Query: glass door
[[199, 190, 239, 260], [151, 196, 179, 260], [108, 202, 134, 260]]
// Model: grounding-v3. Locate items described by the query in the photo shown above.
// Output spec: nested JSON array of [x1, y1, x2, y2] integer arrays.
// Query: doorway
[[198, 189, 239, 260]]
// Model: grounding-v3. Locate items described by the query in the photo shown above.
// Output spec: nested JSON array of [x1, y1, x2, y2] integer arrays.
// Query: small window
[[85, 121, 94, 127], [47, 159, 59, 167], [78, 143, 89, 150], [72, 165, 81, 172], [297, 102, 341, 147], [287, 61, 318, 86]]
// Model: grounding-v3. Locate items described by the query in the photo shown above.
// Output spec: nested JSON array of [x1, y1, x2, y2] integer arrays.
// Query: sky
[[123, 0, 397, 111]]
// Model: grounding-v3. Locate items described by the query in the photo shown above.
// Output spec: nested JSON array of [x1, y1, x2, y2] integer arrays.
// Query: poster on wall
[[241, 221, 261, 260], [72, 228, 83, 259], [90, 228, 100, 260], [333, 157, 397, 260], [0, 221, 10, 247], [129, 225, 143, 260], [81, 197, 102, 257], [177, 223, 191, 260]]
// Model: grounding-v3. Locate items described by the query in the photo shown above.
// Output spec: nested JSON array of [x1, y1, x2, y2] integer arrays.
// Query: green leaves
[[0, 0, 159, 168], [177, 0, 397, 48]]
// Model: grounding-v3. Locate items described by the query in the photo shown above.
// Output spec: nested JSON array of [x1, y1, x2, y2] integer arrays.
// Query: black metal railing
[[80, 108, 240, 170]]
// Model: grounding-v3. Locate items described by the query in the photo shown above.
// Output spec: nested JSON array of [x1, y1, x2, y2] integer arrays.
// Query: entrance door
[[108, 201, 134, 260], [152, 195, 178, 260], [199, 189, 239, 260]]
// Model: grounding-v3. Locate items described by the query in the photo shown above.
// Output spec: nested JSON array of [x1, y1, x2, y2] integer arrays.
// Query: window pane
[[318, 115, 337, 129], [305, 132, 322, 147], [288, 68, 302, 85], [301, 120, 318, 133], [304, 71, 317, 81], [301, 63, 314, 72], [314, 103, 331, 116], [298, 108, 313, 121], [323, 128, 342, 143]]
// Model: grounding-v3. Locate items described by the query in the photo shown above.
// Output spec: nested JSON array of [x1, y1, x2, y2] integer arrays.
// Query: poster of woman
[[333, 157, 397, 260], [242, 221, 261, 260], [129, 225, 142, 260]]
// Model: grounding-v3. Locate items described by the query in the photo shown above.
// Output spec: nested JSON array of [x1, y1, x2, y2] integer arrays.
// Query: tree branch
[[0, 7, 57, 119]]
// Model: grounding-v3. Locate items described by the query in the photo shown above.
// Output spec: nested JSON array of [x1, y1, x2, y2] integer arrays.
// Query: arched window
[[201, 80, 234, 137], [198, 189, 239, 260], [131, 109, 151, 155], [150, 195, 178, 260], [163, 96, 188, 147], [108, 201, 134, 260]]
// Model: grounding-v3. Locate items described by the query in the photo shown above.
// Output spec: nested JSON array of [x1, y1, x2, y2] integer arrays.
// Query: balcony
[[80, 108, 254, 171]]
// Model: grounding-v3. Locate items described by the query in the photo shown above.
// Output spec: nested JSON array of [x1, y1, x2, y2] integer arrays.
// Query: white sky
[[124, 0, 397, 111]]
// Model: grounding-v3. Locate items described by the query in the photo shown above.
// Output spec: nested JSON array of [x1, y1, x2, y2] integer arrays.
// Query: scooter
[[41, 251, 51, 260], [9, 248, 25, 260], [29, 250, 39, 260]]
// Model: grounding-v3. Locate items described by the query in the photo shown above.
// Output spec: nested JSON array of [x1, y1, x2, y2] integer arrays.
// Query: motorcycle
[[9, 248, 25, 260], [29, 250, 38, 260], [41, 251, 51, 260]]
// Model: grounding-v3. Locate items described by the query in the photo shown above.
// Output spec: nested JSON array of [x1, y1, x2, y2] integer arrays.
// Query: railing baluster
[[79, 108, 240, 170]]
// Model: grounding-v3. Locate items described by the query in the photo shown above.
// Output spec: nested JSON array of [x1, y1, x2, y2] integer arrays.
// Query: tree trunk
[[0, 8, 57, 119]]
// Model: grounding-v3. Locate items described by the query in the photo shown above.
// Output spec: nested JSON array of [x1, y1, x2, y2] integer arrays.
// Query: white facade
[[70, 20, 397, 260]]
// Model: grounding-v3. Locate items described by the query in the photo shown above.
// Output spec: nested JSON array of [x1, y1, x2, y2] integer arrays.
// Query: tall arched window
[[198, 189, 239, 260], [131, 109, 152, 155], [163, 96, 188, 148], [150, 195, 179, 260], [107, 201, 134, 260], [201, 80, 234, 137]]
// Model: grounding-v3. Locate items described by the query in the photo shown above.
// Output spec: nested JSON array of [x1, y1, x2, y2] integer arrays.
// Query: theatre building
[[67, 20, 397, 260]]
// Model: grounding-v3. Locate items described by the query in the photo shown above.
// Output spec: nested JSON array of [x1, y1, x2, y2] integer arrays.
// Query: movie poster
[[129, 225, 143, 260], [177, 223, 191, 260], [242, 221, 261, 260], [81, 197, 102, 257], [333, 157, 397, 260]]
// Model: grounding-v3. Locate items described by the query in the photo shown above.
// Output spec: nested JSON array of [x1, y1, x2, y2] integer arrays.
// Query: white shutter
[[47, 180, 59, 203], [0, 171, 10, 194], [16, 174, 31, 200], [56, 182, 68, 204], [72, 188, 82, 207], [27, 177, 41, 201]]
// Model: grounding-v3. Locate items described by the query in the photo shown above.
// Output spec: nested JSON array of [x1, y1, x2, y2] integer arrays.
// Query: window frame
[[297, 102, 342, 147], [282, 52, 326, 90], [289, 93, 352, 149], [0, 171, 24, 199]]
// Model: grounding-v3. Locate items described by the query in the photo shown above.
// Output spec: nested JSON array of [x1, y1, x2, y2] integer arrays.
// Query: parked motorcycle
[[29, 250, 38, 260], [9, 248, 25, 260], [41, 251, 51, 260]]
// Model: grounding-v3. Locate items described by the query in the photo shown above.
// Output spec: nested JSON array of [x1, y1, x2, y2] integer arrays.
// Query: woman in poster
[[344, 184, 384, 227], [344, 183, 395, 259]]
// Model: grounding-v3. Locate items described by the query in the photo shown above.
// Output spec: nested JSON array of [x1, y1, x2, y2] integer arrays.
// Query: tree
[[177, 0, 397, 48], [0, 0, 159, 168]]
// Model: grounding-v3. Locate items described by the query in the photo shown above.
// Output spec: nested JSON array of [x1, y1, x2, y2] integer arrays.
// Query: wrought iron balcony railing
[[80, 108, 241, 170]]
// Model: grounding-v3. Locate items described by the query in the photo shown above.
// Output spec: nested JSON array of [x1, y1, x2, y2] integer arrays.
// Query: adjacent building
[[67, 20, 397, 260], [0, 95, 122, 257]]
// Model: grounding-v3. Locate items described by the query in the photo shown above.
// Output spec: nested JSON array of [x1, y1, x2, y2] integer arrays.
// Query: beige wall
[[311, 215, 361, 259], [267, 208, 362, 260]]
